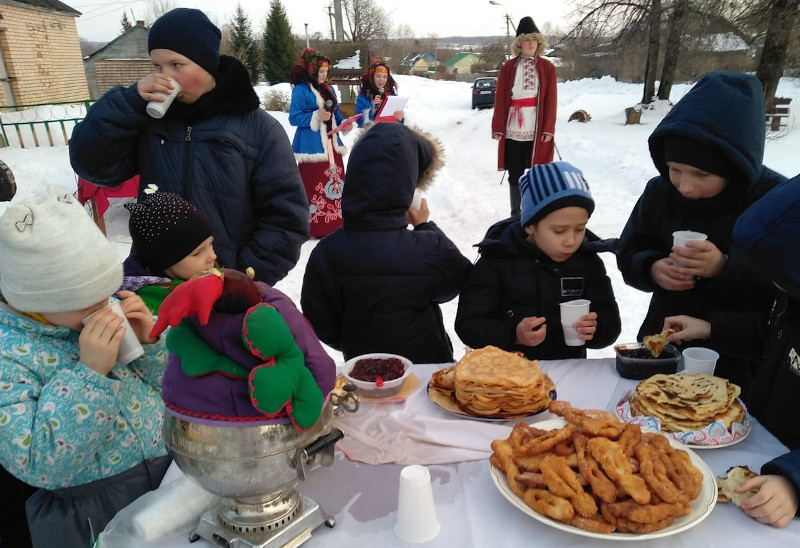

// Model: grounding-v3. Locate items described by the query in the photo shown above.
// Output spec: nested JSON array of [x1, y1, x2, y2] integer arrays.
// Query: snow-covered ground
[[2, 74, 799, 365]]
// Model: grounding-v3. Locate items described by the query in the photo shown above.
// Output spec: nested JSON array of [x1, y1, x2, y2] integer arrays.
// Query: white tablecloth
[[100, 359, 800, 547]]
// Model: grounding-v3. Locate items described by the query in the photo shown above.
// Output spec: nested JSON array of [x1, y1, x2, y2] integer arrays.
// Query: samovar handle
[[293, 428, 344, 481], [330, 383, 360, 416]]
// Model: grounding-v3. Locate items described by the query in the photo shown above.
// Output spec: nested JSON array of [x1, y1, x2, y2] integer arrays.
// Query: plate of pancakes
[[427, 345, 556, 421], [616, 373, 751, 448]]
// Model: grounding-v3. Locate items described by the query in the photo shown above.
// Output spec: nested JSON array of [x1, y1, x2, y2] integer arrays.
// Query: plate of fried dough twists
[[490, 401, 716, 539], [428, 346, 556, 421], [616, 374, 751, 449]]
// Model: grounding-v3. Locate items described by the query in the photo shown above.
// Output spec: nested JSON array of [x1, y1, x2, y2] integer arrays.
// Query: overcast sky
[[73, 0, 570, 43]]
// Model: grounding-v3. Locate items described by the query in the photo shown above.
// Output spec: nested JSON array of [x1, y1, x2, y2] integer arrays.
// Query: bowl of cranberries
[[343, 353, 413, 398]]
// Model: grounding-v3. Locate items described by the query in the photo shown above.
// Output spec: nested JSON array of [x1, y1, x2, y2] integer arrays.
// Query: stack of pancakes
[[629, 373, 745, 432], [429, 346, 555, 418]]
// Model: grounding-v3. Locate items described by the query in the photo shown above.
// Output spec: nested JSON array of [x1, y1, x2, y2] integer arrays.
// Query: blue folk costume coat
[[289, 49, 348, 238], [301, 124, 472, 364], [616, 71, 786, 391], [289, 81, 347, 161], [69, 55, 309, 286]]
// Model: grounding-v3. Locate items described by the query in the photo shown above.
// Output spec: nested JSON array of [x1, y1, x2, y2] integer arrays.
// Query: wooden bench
[[766, 97, 791, 131]]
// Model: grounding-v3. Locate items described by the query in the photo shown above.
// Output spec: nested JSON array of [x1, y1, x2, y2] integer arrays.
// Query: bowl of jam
[[343, 353, 413, 398]]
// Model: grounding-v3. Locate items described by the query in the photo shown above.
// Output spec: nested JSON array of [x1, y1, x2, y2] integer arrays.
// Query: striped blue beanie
[[519, 162, 594, 226]]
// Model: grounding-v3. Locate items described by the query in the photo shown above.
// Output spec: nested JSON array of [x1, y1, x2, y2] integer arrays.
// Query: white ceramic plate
[[490, 418, 717, 540]]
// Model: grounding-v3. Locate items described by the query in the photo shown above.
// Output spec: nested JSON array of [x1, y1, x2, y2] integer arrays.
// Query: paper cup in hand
[[411, 190, 423, 210], [672, 230, 707, 278], [82, 301, 144, 365], [146, 78, 181, 119], [682, 347, 719, 375], [560, 299, 591, 347], [395, 465, 440, 543]]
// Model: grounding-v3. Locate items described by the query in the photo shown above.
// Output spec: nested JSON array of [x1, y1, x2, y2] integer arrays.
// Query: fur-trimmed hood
[[342, 124, 444, 230], [512, 32, 547, 57]]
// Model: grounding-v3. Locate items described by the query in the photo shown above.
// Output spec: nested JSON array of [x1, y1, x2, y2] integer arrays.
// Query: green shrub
[[262, 89, 291, 112]]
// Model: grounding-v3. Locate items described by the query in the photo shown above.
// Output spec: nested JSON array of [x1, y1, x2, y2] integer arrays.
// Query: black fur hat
[[516, 16, 539, 36]]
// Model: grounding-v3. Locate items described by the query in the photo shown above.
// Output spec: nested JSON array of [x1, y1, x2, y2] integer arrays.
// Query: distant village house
[[442, 52, 482, 75], [83, 21, 151, 100]]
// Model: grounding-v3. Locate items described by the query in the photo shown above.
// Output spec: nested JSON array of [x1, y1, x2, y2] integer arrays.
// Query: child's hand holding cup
[[82, 301, 145, 365], [672, 230, 708, 278], [146, 78, 181, 119], [560, 299, 591, 346]]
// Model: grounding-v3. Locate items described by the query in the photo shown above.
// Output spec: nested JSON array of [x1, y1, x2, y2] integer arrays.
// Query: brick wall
[[96, 59, 152, 93], [0, 3, 88, 106]]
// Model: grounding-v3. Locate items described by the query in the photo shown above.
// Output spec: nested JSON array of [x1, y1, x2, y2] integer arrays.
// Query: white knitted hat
[[0, 187, 122, 313]]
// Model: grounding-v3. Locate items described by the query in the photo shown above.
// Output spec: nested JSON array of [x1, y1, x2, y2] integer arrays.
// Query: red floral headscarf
[[290, 48, 331, 85], [359, 57, 397, 97], [290, 47, 337, 108]]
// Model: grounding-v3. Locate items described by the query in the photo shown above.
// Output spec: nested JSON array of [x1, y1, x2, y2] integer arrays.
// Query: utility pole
[[489, 1, 514, 58], [327, 4, 335, 41], [333, 0, 345, 42]]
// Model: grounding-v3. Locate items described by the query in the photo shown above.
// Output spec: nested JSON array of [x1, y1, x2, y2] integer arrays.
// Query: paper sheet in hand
[[327, 113, 363, 136], [376, 96, 409, 123]]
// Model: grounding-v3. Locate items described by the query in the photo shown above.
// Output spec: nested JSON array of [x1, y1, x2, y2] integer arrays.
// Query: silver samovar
[[162, 403, 344, 548]]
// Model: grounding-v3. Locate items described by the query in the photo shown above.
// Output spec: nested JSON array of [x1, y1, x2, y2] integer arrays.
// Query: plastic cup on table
[[146, 78, 181, 119], [82, 301, 144, 365], [394, 465, 440, 543], [560, 299, 591, 347], [682, 347, 719, 375], [672, 230, 708, 278]]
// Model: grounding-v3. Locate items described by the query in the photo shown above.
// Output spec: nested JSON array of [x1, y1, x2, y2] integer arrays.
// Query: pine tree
[[120, 12, 133, 33], [262, 0, 297, 85], [228, 4, 260, 84]]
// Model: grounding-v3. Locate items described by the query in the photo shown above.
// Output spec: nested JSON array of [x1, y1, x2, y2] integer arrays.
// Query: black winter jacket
[[616, 71, 785, 389], [301, 124, 472, 364], [69, 56, 309, 285], [455, 218, 621, 360]]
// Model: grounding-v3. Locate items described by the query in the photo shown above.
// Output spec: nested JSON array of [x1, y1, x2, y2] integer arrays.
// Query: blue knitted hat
[[519, 162, 594, 226], [148, 8, 221, 76]]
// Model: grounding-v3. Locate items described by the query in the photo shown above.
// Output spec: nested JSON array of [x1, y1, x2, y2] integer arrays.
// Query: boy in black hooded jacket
[[616, 70, 786, 392], [301, 124, 472, 364], [456, 161, 621, 360]]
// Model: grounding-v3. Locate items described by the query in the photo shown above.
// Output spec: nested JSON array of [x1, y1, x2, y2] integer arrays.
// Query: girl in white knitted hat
[[0, 188, 169, 547]]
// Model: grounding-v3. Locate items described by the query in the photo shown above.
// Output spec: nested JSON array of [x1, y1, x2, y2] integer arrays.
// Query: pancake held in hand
[[717, 466, 758, 505], [629, 374, 743, 432], [642, 328, 674, 357], [453, 346, 554, 417]]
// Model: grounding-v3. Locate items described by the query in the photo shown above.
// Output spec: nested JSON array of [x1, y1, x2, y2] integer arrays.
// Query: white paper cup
[[394, 465, 440, 543], [411, 190, 423, 210], [146, 78, 181, 119], [560, 299, 591, 347], [672, 230, 708, 278], [682, 347, 719, 375], [82, 301, 145, 365]]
